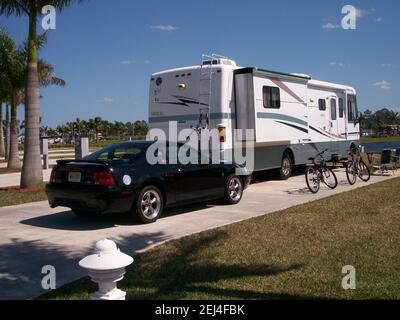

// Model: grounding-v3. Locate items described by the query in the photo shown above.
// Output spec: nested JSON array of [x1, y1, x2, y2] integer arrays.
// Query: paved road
[[0, 169, 397, 299]]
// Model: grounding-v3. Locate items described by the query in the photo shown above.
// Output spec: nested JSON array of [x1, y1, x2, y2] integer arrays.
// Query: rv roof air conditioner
[[202, 59, 237, 66]]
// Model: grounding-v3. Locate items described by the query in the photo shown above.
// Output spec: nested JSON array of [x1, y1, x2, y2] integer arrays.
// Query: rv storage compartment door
[[234, 73, 255, 141]]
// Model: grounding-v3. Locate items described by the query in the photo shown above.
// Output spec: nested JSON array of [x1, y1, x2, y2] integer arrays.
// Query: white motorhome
[[148, 55, 360, 179]]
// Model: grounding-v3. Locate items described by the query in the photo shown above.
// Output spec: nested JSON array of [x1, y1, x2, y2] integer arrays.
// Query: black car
[[46, 141, 251, 223]]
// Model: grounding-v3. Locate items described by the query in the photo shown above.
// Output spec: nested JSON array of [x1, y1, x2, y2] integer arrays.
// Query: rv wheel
[[278, 153, 292, 180]]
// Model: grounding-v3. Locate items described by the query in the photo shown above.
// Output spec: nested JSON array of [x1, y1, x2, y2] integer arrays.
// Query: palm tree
[[133, 120, 149, 137], [0, 29, 25, 168], [387, 110, 399, 125], [93, 117, 103, 142], [56, 124, 71, 143], [113, 121, 126, 139], [0, 29, 65, 170], [5, 103, 10, 159], [0, 92, 5, 157], [65, 121, 75, 142], [47, 127, 57, 137], [0, 0, 79, 187]]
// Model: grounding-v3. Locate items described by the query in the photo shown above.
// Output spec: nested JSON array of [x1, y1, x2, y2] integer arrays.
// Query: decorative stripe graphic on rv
[[309, 126, 346, 140], [149, 113, 235, 123], [309, 126, 332, 139], [270, 79, 306, 105], [257, 112, 308, 127], [156, 95, 209, 108], [275, 121, 309, 134], [315, 127, 346, 140]]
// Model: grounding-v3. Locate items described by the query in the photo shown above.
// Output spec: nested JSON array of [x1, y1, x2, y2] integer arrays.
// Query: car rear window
[[86, 145, 144, 162]]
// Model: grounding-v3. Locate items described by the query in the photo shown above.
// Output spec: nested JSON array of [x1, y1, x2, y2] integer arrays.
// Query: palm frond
[[37, 0, 77, 11], [20, 31, 48, 55], [0, 0, 29, 16], [50, 76, 66, 86], [37, 59, 66, 87]]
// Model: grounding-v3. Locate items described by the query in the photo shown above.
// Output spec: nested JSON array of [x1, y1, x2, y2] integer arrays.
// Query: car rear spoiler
[[56, 159, 110, 166]]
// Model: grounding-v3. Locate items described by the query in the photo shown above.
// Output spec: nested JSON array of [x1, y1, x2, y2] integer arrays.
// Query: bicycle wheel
[[346, 161, 357, 185], [357, 159, 371, 182], [322, 167, 338, 189], [305, 167, 320, 193]]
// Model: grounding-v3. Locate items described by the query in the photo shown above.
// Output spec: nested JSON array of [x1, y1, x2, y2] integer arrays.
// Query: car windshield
[[85, 144, 145, 163]]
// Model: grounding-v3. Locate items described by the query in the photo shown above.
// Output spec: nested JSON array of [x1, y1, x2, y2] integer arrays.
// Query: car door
[[142, 145, 180, 205], [174, 150, 225, 202]]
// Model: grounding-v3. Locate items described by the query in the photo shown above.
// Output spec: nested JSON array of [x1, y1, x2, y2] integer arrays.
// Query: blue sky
[[1, 0, 399, 127]]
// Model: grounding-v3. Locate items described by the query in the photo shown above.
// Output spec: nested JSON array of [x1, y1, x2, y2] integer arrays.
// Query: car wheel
[[278, 153, 292, 180], [223, 175, 243, 205], [133, 186, 163, 224]]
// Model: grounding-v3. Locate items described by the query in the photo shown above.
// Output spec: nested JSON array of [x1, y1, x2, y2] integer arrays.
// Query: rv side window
[[347, 95, 358, 122], [318, 99, 326, 111], [339, 98, 344, 118], [330, 99, 337, 120], [263, 86, 280, 109]]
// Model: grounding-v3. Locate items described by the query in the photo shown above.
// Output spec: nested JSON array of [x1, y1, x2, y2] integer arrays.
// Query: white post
[[40, 138, 49, 170], [81, 137, 89, 158], [75, 137, 89, 159], [79, 239, 134, 300]]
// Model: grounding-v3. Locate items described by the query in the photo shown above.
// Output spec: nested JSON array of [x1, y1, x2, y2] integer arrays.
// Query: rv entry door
[[329, 98, 339, 155]]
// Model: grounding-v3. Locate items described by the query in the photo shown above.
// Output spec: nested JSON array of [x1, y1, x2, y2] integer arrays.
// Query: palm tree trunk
[[8, 94, 21, 169], [0, 100, 5, 158], [5, 103, 10, 160], [21, 12, 43, 188]]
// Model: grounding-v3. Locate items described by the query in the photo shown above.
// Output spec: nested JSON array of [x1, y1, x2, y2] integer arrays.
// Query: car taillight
[[93, 171, 116, 186], [218, 125, 226, 143]]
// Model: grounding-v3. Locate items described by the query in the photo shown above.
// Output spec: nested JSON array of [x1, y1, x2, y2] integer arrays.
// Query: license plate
[[68, 172, 82, 183]]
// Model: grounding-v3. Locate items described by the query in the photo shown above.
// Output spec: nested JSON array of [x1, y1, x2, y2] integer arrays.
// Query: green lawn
[[41, 177, 400, 300], [0, 186, 47, 207], [361, 136, 400, 143]]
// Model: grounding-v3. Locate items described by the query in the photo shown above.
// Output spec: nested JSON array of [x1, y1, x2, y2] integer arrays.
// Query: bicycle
[[345, 145, 371, 185], [305, 149, 338, 194]]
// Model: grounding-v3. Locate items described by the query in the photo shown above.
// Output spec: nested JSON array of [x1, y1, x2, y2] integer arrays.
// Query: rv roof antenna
[[212, 53, 228, 60]]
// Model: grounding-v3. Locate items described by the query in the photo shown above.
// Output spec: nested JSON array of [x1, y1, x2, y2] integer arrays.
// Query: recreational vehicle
[[148, 55, 360, 179]]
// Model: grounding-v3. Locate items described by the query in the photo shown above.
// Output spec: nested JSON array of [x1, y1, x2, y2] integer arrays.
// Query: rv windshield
[[347, 95, 358, 122]]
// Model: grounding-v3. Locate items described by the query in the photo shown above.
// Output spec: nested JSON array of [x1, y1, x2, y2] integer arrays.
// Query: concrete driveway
[[0, 169, 397, 299]]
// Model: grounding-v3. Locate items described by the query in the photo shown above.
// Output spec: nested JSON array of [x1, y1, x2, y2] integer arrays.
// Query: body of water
[[363, 141, 400, 153]]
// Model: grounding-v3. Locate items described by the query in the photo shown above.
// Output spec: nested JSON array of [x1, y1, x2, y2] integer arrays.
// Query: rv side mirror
[[354, 112, 362, 125]]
